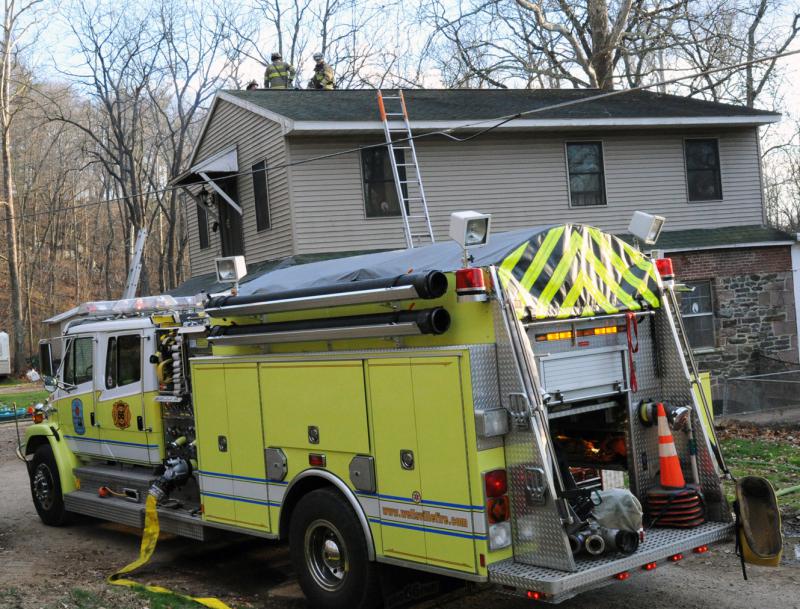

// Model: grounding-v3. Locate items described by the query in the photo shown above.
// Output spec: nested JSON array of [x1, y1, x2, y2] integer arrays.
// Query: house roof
[[219, 88, 781, 133], [621, 224, 795, 252]]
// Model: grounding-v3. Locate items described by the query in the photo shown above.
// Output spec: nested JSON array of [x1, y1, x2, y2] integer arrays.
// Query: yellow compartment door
[[367, 359, 427, 565], [411, 357, 476, 573], [193, 364, 236, 525], [58, 335, 101, 455], [94, 332, 155, 463], [225, 363, 271, 532]]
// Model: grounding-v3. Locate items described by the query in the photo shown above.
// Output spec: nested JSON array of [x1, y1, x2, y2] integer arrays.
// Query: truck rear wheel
[[29, 444, 68, 526], [289, 488, 380, 609]]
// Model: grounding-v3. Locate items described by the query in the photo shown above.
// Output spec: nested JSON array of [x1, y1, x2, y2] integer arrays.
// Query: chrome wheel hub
[[33, 463, 54, 511], [305, 519, 349, 592]]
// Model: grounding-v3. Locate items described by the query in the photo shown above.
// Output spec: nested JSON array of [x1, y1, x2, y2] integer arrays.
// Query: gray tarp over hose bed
[[198, 225, 661, 320]]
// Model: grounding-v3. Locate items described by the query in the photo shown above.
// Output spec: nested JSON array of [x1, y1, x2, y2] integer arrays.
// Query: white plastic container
[[0, 331, 10, 377]]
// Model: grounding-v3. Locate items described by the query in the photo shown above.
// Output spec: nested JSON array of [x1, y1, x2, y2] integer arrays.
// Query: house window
[[105, 335, 141, 389], [566, 142, 606, 207], [685, 139, 722, 201], [252, 160, 271, 231], [196, 205, 209, 250], [680, 281, 715, 349], [63, 337, 93, 386], [361, 147, 407, 218]]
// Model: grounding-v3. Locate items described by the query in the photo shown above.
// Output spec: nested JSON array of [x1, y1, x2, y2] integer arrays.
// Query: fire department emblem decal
[[71, 398, 85, 435], [112, 401, 131, 429], [411, 491, 422, 504]]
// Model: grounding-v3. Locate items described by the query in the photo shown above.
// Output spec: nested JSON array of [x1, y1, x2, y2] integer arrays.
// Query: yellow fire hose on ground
[[108, 495, 234, 609]]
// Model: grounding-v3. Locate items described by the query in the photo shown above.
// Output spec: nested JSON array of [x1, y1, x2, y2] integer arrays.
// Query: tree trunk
[[1, 127, 25, 373], [588, 0, 614, 90]]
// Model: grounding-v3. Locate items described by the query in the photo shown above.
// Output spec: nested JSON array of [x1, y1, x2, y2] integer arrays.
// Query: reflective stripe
[[519, 226, 565, 291], [659, 443, 678, 457], [589, 228, 660, 308], [499, 241, 528, 277], [64, 436, 160, 463], [537, 230, 585, 314]]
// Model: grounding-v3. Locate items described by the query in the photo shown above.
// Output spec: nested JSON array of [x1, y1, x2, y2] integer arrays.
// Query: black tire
[[289, 488, 381, 609], [29, 444, 68, 526]]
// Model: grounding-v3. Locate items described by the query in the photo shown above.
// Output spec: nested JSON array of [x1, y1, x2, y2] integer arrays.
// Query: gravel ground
[[1, 421, 798, 609]]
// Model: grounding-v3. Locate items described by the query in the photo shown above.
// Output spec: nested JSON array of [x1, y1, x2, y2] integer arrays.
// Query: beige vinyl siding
[[187, 100, 293, 276], [186, 195, 221, 278], [287, 127, 764, 254]]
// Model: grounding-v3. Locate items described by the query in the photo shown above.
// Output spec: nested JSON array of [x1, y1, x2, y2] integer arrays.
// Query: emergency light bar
[[75, 295, 203, 317]]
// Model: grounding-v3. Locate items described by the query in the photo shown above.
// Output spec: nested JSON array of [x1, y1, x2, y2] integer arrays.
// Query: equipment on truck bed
[[22, 211, 778, 608]]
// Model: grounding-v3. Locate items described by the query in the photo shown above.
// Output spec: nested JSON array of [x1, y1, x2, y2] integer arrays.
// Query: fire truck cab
[[24, 215, 737, 608]]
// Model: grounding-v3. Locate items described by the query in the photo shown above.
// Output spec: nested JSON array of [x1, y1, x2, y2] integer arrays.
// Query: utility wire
[[2, 47, 799, 224]]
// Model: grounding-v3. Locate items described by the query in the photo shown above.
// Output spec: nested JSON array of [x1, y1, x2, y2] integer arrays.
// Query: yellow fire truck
[[23, 213, 745, 607]]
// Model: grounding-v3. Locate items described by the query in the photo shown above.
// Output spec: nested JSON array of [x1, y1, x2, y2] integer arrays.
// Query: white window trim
[[683, 137, 724, 203], [564, 140, 609, 209]]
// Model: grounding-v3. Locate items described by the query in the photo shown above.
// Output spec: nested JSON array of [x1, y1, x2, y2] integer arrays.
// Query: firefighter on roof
[[308, 52, 335, 90], [264, 52, 296, 89]]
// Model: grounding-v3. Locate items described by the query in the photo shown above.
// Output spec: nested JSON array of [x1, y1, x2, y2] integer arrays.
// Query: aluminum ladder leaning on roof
[[376, 90, 435, 248]]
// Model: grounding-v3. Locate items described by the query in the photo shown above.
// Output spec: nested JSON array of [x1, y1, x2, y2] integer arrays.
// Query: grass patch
[[59, 587, 232, 609], [131, 586, 230, 609], [720, 435, 800, 513], [0, 389, 49, 407], [0, 376, 24, 386], [0, 587, 23, 609]]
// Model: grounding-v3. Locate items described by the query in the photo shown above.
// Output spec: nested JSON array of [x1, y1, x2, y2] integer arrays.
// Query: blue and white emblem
[[71, 398, 85, 435]]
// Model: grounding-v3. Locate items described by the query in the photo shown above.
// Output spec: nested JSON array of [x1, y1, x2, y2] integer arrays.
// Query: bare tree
[[676, 0, 799, 107], [421, 0, 688, 90], [1, 0, 43, 372]]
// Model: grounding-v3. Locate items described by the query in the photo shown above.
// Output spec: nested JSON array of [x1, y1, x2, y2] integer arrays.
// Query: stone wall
[[669, 245, 797, 397]]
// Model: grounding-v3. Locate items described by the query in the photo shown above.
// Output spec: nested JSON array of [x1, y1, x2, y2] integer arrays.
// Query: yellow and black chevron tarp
[[497, 225, 660, 319]]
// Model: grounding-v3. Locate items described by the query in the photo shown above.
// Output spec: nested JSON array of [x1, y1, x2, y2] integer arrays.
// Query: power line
[[2, 47, 799, 224]]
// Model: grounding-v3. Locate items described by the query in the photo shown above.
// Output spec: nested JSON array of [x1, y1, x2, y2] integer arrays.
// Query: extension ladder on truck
[[377, 90, 435, 248]]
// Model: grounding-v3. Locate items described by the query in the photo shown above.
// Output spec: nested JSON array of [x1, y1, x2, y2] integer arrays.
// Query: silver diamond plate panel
[[488, 521, 733, 597], [493, 300, 576, 572], [652, 298, 730, 522], [468, 343, 504, 451]]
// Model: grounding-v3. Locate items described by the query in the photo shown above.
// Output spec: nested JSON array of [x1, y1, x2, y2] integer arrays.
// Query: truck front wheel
[[289, 488, 380, 609], [29, 444, 68, 526]]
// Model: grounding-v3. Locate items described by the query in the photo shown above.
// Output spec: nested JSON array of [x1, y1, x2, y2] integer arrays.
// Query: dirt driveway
[[1, 421, 798, 609]]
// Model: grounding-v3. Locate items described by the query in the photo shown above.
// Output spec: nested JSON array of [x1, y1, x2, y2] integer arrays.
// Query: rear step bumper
[[488, 522, 733, 603]]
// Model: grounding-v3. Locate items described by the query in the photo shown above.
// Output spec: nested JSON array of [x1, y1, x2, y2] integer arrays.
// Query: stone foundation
[[669, 245, 797, 398]]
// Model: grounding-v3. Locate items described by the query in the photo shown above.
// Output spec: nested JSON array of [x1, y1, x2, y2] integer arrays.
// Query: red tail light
[[526, 590, 543, 600], [693, 545, 708, 554], [655, 257, 674, 280], [487, 495, 510, 523], [642, 562, 657, 571], [669, 553, 684, 562], [308, 454, 326, 467], [613, 571, 630, 581], [484, 469, 507, 498]]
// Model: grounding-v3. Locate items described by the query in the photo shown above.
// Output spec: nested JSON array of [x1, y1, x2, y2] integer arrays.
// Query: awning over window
[[171, 146, 242, 215]]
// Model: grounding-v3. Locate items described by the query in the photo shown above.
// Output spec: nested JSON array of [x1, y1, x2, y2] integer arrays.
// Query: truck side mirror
[[43, 376, 58, 393]]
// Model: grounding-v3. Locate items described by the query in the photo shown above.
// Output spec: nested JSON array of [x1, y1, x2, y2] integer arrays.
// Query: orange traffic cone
[[657, 402, 685, 489]]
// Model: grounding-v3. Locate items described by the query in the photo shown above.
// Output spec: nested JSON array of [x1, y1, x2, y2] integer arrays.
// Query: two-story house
[[171, 89, 797, 403]]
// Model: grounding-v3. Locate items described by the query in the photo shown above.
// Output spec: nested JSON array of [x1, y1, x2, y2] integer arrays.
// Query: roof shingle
[[224, 88, 780, 124]]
